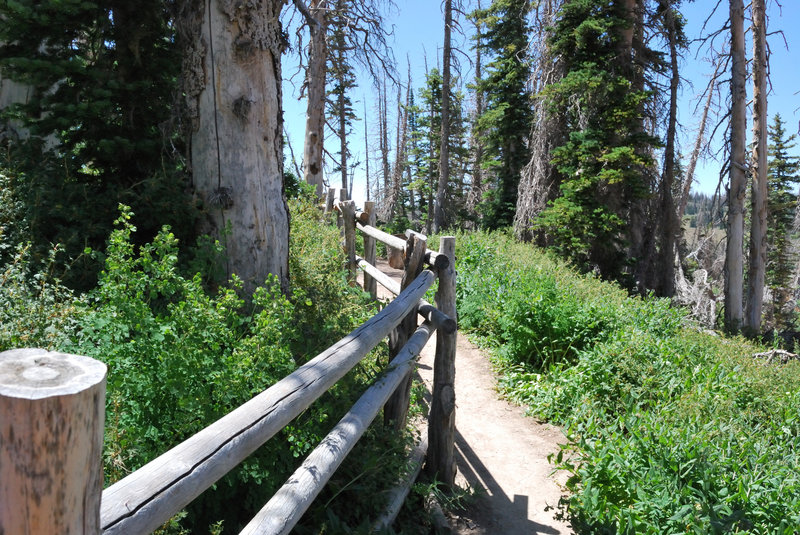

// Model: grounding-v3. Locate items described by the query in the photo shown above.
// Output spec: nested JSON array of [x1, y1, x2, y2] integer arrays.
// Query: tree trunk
[[391, 82, 410, 221], [468, 0, 484, 220], [745, 0, 768, 335], [390, 87, 402, 220], [301, 0, 327, 198], [183, 0, 289, 296], [657, 1, 680, 297], [380, 82, 392, 220], [433, 0, 452, 234], [0, 70, 32, 140], [335, 21, 349, 196], [513, 0, 563, 241], [678, 71, 717, 221], [724, 0, 746, 332], [364, 100, 371, 201]]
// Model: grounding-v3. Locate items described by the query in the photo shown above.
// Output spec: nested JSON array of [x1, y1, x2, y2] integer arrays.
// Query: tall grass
[[454, 231, 800, 533]]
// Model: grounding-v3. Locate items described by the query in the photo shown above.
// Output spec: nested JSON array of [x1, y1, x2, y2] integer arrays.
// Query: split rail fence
[[0, 188, 457, 535]]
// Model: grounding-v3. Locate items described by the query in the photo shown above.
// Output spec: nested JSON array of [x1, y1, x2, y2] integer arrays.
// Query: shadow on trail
[[455, 428, 561, 534]]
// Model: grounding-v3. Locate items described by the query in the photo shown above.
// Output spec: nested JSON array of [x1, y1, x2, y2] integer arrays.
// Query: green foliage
[[61, 208, 299, 528], [0, 184, 413, 531], [533, 0, 661, 282], [455, 231, 800, 532], [470, 0, 533, 230], [0, 242, 77, 352], [0, 0, 194, 291], [766, 114, 800, 332]]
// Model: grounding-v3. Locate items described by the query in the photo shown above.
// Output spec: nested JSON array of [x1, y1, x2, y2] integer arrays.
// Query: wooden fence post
[[384, 233, 426, 429], [324, 187, 336, 215], [426, 236, 457, 486], [363, 201, 377, 299], [340, 200, 357, 284], [0, 348, 107, 534], [335, 189, 346, 230]]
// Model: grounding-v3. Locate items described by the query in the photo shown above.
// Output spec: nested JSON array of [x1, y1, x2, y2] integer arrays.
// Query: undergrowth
[[0, 183, 414, 533], [455, 230, 800, 534]]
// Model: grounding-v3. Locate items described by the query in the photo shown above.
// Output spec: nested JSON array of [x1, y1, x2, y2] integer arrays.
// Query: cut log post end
[[0, 348, 107, 534], [427, 251, 450, 271], [0, 348, 107, 399]]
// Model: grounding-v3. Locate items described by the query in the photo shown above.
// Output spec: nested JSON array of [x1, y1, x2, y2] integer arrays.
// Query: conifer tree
[[533, 0, 660, 281], [766, 114, 799, 330], [327, 0, 359, 195], [0, 0, 192, 289], [471, 0, 532, 230], [419, 68, 443, 233]]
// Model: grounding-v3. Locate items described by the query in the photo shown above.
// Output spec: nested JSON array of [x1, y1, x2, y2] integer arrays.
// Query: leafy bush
[[454, 231, 800, 533], [0, 179, 411, 532]]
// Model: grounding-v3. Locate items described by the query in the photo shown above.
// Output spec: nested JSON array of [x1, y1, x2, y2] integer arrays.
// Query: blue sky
[[282, 1, 800, 206]]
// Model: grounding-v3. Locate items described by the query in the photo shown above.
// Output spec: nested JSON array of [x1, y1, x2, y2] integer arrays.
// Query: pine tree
[[533, 0, 660, 281], [766, 114, 800, 330], [327, 0, 359, 195], [471, 0, 533, 230], [0, 0, 192, 289], [418, 68, 443, 234]]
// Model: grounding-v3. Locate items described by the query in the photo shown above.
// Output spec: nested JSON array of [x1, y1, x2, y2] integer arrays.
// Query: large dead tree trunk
[[433, 0, 452, 233], [513, 0, 564, 241], [745, 0, 768, 335], [364, 100, 371, 201], [182, 0, 289, 296], [380, 82, 391, 219], [657, 1, 680, 297], [724, 0, 746, 332], [298, 0, 327, 198]]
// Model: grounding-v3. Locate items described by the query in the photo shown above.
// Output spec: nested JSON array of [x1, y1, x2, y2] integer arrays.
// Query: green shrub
[[0, 182, 408, 532], [454, 230, 800, 533]]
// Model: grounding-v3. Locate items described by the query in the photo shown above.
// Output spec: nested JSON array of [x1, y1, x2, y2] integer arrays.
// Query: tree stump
[[0, 348, 106, 534]]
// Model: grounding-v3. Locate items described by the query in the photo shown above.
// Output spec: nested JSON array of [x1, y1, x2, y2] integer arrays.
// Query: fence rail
[[0, 188, 456, 534]]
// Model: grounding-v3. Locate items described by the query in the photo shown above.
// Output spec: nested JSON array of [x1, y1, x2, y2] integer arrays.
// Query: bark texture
[[184, 0, 290, 295], [513, 0, 564, 241], [0, 349, 106, 535], [433, 0, 452, 233], [657, 1, 680, 297], [745, 0, 768, 335], [724, 0, 747, 332], [301, 0, 328, 198]]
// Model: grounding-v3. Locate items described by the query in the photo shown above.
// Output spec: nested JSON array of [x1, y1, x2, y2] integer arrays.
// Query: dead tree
[[744, 0, 768, 335], [724, 0, 747, 332], [513, 0, 565, 242]]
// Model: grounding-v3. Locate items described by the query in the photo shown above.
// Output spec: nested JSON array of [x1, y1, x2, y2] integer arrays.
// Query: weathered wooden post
[[340, 200, 357, 284], [335, 188, 346, 230], [0, 348, 107, 534], [363, 201, 377, 299], [384, 233, 426, 429], [426, 236, 457, 486], [324, 187, 336, 215]]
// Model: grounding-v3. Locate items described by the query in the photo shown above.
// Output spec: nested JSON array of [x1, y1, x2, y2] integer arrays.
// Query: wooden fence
[[0, 189, 457, 535]]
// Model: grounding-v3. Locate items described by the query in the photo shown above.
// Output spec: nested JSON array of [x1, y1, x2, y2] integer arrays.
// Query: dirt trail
[[370, 259, 573, 534]]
